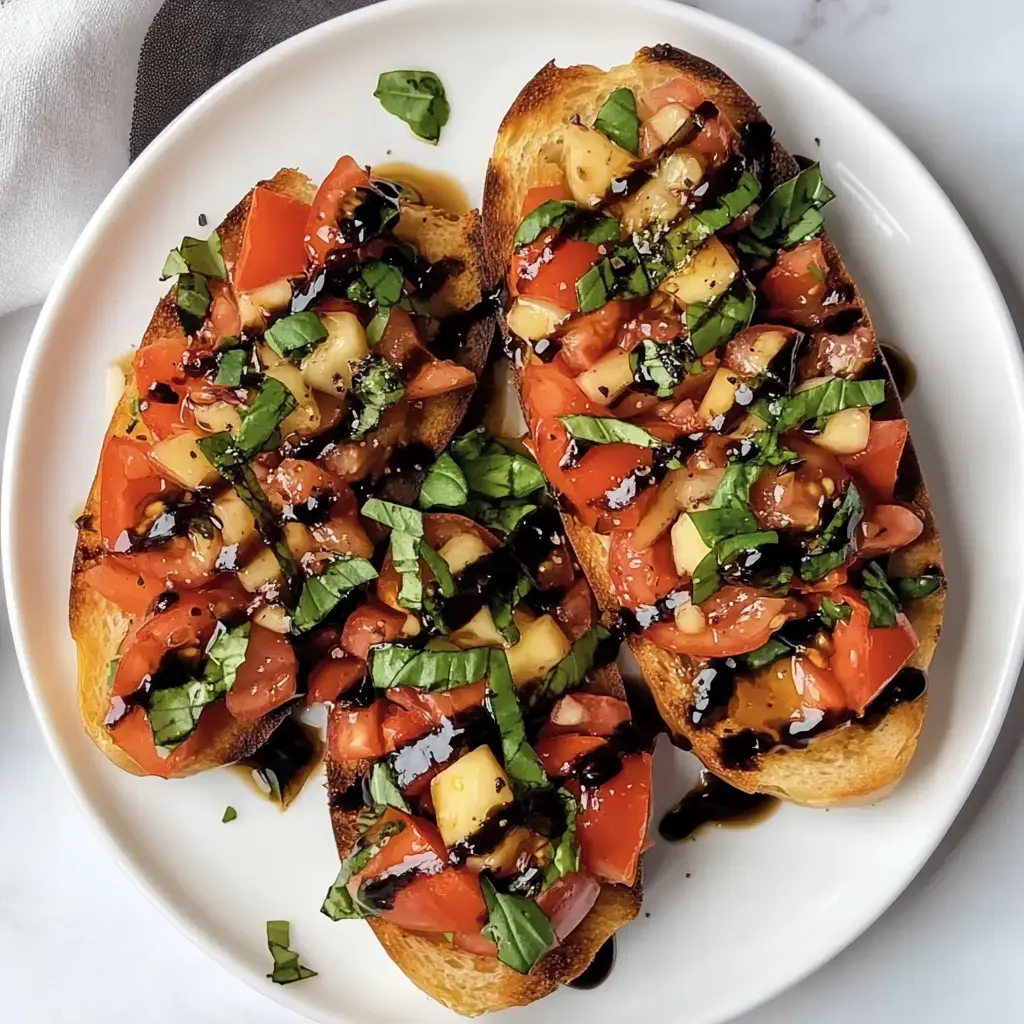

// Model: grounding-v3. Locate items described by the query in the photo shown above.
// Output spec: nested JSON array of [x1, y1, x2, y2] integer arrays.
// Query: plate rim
[[4, 0, 1023, 1021]]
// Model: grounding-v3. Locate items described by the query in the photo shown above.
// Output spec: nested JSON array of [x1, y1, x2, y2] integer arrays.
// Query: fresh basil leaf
[[691, 551, 721, 605], [215, 347, 247, 387], [176, 272, 211, 320], [361, 498, 424, 537], [466, 499, 540, 536], [531, 626, 612, 707], [266, 921, 318, 985], [222, 805, 237, 823], [106, 655, 121, 690], [366, 306, 391, 345], [485, 648, 548, 793], [543, 789, 580, 888], [321, 819, 405, 921], [761, 378, 886, 433], [370, 645, 489, 690], [593, 87, 640, 155], [419, 540, 455, 597], [481, 877, 555, 974], [162, 232, 226, 280], [450, 427, 488, 462], [559, 414, 663, 448], [740, 638, 792, 671], [368, 762, 410, 813], [693, 171, 761, 233], [346, 259, 405, 309], [859, 561, 901, 628], [513, 199, 620, 248], [633, 338, 692, 398], [391, 529, 424, 611], [741, 163, 836, 254], [265, 311, 327, 359], [716, 530, 779, 565], [686, 283, 756, 357], [292, 556, 379, 633], [349, 356, 405, 439], [235, 377, 296, 456], [160, 248, 188, 280], [710, 462, 765, 512], [689, 507, 758, 547], [799, 484, 864, 581], [819, 596, 852, 629], [463, 449, 546, 500], [488, 569, 534, 646], [579, 215, 622, 244], [575, 240, 655, 313], [418, 451, 469, 509], [895, 574, 943, 602], [374, 70, 450, 143], [576, 259, 616, 313]]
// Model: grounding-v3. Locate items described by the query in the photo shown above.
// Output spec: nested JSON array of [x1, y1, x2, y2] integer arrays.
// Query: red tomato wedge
[[534, 734, 606, 778], [575, 752, 652, 886], [404, 360, 476, 400], [521, 184, 571, 216], [307, 654, 366, 705], [608, 528, 682, 610], [120, 534, 221, 590], [535, 872, 601, 943], [639, 77, 734, 164], [225, 624, 298, 722], [840, 419, 908, 503], [381, 701, 434, 752], [305, 155, 372, 265], [328, 700, 386, 761], [761, 239, 830, 326], [83, 558, 166, 617], [133, 337, 199, 441], [645, 586, 797, 658], [558, 300, 632, 374], [452, 931, 499, 958], [857, 503, 924, 557], [98, 436, 166, 549], [234, 187, 310, 293], [513, 238, 601, 311], [541, 694, 631, 738], [386, 680, 487, 725], [340, 602, 408, 662], [554, 577, 596, 642]]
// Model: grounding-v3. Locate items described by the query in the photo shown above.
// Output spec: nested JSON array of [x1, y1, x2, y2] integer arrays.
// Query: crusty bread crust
[[325, 661, 642, 1016], [71, 167, 495, 778], [483, 46, 945, 806]]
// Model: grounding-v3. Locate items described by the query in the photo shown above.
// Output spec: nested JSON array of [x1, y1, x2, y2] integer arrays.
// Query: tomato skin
[[541, 694, 631, 738], [559, 301, 632, 374], [574, 752, 651, 886], [452, 931, 499, 958], [133, 338, 199, 441], [381, 702, 434, 752], [535, 872, 601, 943], [840, 419, 908, 503], [304, 155, 372, 265], [386, 680, 487, 725], [99, 437, 166, 550], [328, 700, 386, 761], [645, 586, 795, 658], [761, 240, 830, 326], [340, 602, 408, 661], [225, 625, 298, 722], [608, 528, 682, 610], [307, 653, 366, 705], [513, 238, 601, 311], [234, 187, 310, 292], [404, 360, 476, 400], [120, 534, 221, 590], [534, 734, 606, 778], [554, 577, 596, 642], [83, 558, 166, 616], [521, 184, 571, 217], [639, 77, 733, 164], [857, 504, 924, 557]]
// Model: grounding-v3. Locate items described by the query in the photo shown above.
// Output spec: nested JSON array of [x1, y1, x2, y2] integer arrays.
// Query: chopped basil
[[689, 507, 758, 547], [463, 448, 546, 500], [264, 311, 327, 360], [739, 163, 836, 255], [800, 484, 864, 581], [345, 259, 405, 309], [367, 762, 410, 813], [235, 377, 296, 456], [512, 199, 619, 248], [418, 451, 469, 508], [467, 499, 540, 536], [576, 259, 616, 313], [106, 655, 121, 690], [419, 540, 455, 597], [716, 530, 779, 566], [691, 551, 720, 605], [895, 574, 943, 602], [148, 622, 250, 747], [321, 818, 405, 921], [161, 232, 226, 280], [543, 789, 580, 888], [686, 283, 756, 357], [215, 346, 247, 387], [488, 569, 534, 646], [740, 638, 791, 671], [819, 596, 852, 628], [576, 241, 654, 313], [370, 644, 489, 690], [593, 87, 640, 155], [692, 171, 761, 234], [393, 530, 424, 610], [366, 305, 391, 345], [560, 414, 663, 448], [756, 378, 886, 433], [222, 806, 237, 823], [175, 272, 211, 320], [348, 356, 405, 439], [486, 649, 548, 793], [859, 561, 901, 628], [292, 555, 379, 633], [361, 498, 424, 537], [531, 626, 612, 707], [374, 70, 450, 144], [481, 878, 554, 974], [632, 338, 696, 397], [266, 921, 318, 985]]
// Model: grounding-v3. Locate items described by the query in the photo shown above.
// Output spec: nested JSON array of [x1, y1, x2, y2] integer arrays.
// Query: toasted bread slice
[[72, 167, 494, 778], [324, 660, 642, 1016], [483, 46, 945, 806]]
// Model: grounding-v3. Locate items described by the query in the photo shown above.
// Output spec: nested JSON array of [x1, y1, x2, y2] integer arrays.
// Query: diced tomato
[[762, 240, 831, 327], [133, 337, 200, 441], [305, 155, 373, 265], [404, 360, 476, 400], [513, 238, 601, 311], [840, 419, 908, 503], [234, 187, 311, 293], [521, 184, 571, 217], [328, 700, 386, 761], [857, 503, 924, 557], [542, 694, 631, 738], [639, 78, 733, 164], [83, 558, 167, 616], [381, 702, 434, 752], [208, 278, 241, 341], [375, 306, 429, 372], [98, 437, 166, 549], [608, 528, 682, 610], [265, 458, 338, 506], [452, 931, 499, 958], [534, 734, 606, 778], [722, 324, 801, 377], [386, 680, 487, 725], [559, 300, 632, 374], [798, 323, 875, 381], [645, 586, 798, 658], [536, 872, 601, 943], [307, 653, 366, 705], [340, 602, 408, 661], [120, 534, 221, 590], [554, 577, 596, 642], [830, 587, 919, 713], [112, 581, 247, 698], [575, 752, 651, 885], [109, 701, 237, 779], [225, 625, 298, 722]]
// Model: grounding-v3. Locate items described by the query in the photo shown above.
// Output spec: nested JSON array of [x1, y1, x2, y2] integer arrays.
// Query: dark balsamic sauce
[[236, 719, 323, 808], [658, 771, 778, 842], [568, 937, 615, 990], [551, 720, 651, 788], [879, 343, 916, 400], [385, 707, 499, 789], [429, 284, 503, 362]]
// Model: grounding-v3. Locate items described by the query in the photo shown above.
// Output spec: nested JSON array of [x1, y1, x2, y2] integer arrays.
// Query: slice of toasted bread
[[324, 660, 642, 1016], [72, 167, 494, 778], [483, 46, 945, 806]]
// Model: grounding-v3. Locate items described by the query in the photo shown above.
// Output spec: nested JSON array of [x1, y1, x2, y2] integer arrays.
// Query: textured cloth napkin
[[0, 0, 378, 317]]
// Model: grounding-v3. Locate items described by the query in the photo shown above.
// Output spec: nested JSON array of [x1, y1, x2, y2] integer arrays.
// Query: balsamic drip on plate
[[659, 771, 778, 842], [568, 937, 615, 990]]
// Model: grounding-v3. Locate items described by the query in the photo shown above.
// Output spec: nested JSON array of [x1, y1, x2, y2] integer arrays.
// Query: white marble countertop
[[3, 0, 1024, 1020]]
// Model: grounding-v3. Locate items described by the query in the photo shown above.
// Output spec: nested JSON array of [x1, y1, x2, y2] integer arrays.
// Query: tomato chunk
[[386, 680, 487, 725], [840, 419, 908, 503], [307, 654, 366, 705], [225, 625, 298, 722], [608, 528, 682, 610], [328, 700, 386, 761], [133, 338, 199, 441], [559, 300, 632, 374], [234, 187, 310, 292], [534, 734, 606, 778], [340, 602, 408, 661], [404, 360, 476, 400], [857, 504, 924, 557], [98, 437, 166, 550], [513, 239, 601, 311], [541, 694, 631, 738], [535, 872, 601, 943], [83, 558, 166, 617], [305, 155, 372, 265]]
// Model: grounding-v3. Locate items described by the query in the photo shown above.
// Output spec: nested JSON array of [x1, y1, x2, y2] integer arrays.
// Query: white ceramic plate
[[5, 0, 1023, 1021]]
